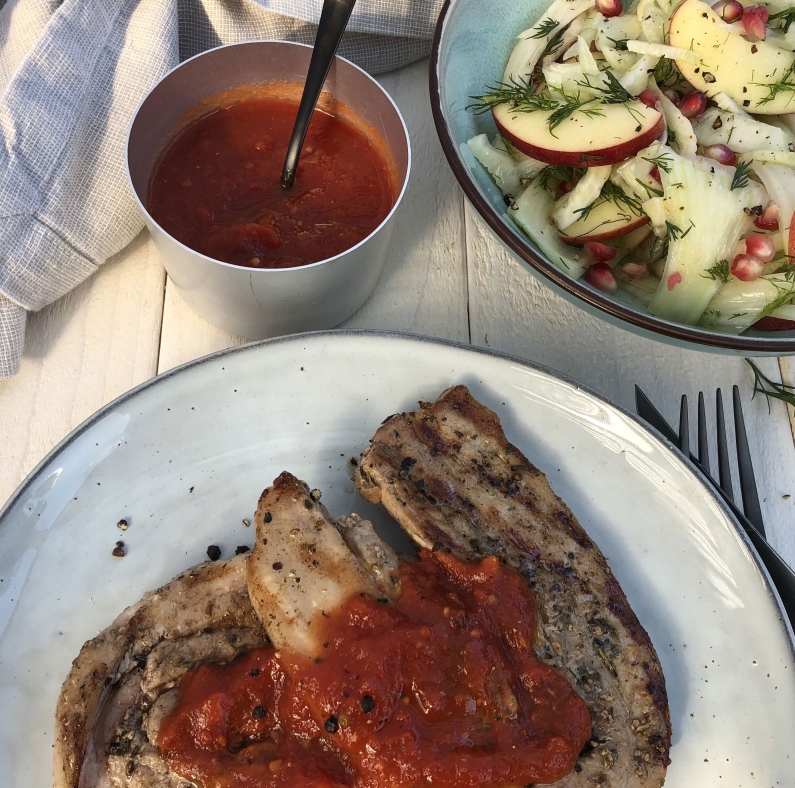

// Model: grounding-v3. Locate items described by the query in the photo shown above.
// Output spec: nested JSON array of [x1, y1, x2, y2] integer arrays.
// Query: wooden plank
[[0, 231, 165, 505], [156, 57, 469, 372], [465, 202, 795, 566]]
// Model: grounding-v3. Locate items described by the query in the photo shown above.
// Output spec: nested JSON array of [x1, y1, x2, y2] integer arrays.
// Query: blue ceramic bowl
[[429, 0, 795, 354]]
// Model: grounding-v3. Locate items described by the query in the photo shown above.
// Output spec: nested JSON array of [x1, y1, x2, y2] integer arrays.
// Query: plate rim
[[2, 328, 793, 656]]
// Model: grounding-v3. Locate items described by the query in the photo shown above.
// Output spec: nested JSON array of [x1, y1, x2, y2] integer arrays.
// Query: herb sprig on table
[[746, 359, 795, 412]]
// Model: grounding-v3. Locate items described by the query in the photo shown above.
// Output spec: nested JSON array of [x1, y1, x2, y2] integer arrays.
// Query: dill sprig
[[547, 93, 604, 135], [529, 17, 560, 39], [754, 61, 795, 108], [467, 78, 557, 115], [652, 57, 688, 91], [701, 259, 730, 282], [768, 7, 795, 34], [642, 152, 673, 173], [731, 160, 752, 190], [540, 27, 566, 60], [575, 181, 645, 222], [537, 165, 587, 193], [635, 178, 663, 199], [606, 36, 629, 51], [746, 359, 795, 414], [665, 220, 694, 243], [577, 70, 634, 104], [757, 279, 795, 320]]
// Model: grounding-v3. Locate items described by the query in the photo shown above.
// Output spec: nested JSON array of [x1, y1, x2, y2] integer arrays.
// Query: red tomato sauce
[[157, 551, 591, 788], [147, 93, 396, 269]]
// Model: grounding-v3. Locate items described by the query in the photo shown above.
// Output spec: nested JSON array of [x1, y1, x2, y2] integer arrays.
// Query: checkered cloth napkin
[[0, 0, 443, 378]]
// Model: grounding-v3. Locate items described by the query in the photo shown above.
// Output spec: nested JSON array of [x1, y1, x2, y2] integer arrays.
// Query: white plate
[[1, 331, 793, 788]]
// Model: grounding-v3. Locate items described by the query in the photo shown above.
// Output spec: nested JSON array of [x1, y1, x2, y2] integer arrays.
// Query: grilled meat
[[353, 385, 672, 788], [247, 472, 400, 658], [54, 556, 265, 788]]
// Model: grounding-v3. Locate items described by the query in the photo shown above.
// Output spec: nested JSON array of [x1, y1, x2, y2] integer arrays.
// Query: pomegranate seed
[[638, 89, 658, 109], [754, 202, 779, 231], [731, 253, 765, 281], [584, 262, 618, 293], [754, 316, 795, 331], [703, 144, 737, 166], [742, 5, 768, 39], [667, 272, 682, 291], [662, 88, 680, 105], [585, 241, 617, 262], [679, 91, 707, 118], [712, 0, 743, 22], [622, 262, 649, 279], [595, 0, 623, 17], [745, 233, 776, 262], [650, 165, 662, 183]]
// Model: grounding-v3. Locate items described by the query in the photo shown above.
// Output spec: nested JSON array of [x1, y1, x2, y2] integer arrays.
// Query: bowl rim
[[125, 40, 412, 276], [428, 0, 795, 353]]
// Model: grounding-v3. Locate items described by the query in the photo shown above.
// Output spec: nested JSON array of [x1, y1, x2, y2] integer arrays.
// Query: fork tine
[[697, 391, 710, 475], [732, 385, 765, 536], [715, 388, 734, 502], [678, 394, 690, 456]]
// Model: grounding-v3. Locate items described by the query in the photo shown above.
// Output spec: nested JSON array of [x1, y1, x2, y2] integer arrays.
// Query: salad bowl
[[430, 0, 795, 354]]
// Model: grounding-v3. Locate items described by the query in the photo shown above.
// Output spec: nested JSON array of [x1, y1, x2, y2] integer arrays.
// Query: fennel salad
[[467, 0, 795, 333]]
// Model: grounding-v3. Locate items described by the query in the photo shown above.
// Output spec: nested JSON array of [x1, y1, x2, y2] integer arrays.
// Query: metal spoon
[[280, 0, 358, 189]]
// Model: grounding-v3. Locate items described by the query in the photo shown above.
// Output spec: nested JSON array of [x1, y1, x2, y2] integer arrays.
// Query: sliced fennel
[[742, 151, 795, 167], [466, 135, 545, 196], [636, 0, 675, 43], [692, 110, 795, 153], [700, 275, 795, 333], [503, 0, 595, 83], [509, 181, 588, 278], [648, 153, 767, 324], [617, 273, 661, 306], [647, 78, 696, 155], [618, 54, 660, 95], [751, 162, 795, 256], [552, 165, 612, 229], [626, 40, 699, 62]]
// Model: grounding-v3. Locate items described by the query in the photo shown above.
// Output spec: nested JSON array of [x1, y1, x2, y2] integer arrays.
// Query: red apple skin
[[493, 111, 665, 167], [788, 210, 795, 258], [560, 215, 650, 245], [753, 316, 795, 331]]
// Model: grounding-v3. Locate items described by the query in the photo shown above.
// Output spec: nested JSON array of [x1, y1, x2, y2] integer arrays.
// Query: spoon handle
[[281, 0, 358, 189]]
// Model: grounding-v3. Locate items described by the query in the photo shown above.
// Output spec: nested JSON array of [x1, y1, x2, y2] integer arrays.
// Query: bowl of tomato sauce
[[126, 41, 410, 339]]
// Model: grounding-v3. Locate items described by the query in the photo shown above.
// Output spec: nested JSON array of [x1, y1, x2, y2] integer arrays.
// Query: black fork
[[686, 387, 765, 537], [636, 385, 795, 629]]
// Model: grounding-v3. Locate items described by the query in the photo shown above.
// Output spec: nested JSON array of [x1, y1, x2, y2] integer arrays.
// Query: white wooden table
[[1, 57, 793, 572]]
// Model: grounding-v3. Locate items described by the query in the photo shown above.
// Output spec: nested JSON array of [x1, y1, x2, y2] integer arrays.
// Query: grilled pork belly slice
[[354, 385, 672, 788], [247, 471, 400, 658], [54, 555, 265, 788]]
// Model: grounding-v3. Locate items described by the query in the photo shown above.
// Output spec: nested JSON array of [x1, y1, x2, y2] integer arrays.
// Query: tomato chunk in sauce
[[157, 551, 592, 788], [147, 93, 396, 269]]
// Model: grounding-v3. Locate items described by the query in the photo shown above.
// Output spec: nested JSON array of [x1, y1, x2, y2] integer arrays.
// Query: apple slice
[[559, 192, 650, 244], [668, 0, 795, 115], [493, 101, 664, 167]]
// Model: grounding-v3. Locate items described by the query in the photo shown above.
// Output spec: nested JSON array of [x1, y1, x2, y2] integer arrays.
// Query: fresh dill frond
[[635, 179, 663, 199], [529, 17, 560, 39], [746, 358, 795, 413], [642, 152, 673, 173], [701, 259, 730, 283], [537, 165, 586, 193], [768, 7, 795, 34], [667, 128, 678, 147], [547, 93, 604, 135], [606, 36, 629, 51], [540, 27, 566, 60], [754, 61, 795, 107], [574, 181, 645, 222], [652, 57, 687, 90], [757, 279, 795, 320], [577, 70, 634, 104], [731, 160, 752, 190], [467, 78, 557, 115], [665, 220, 694, 242]]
